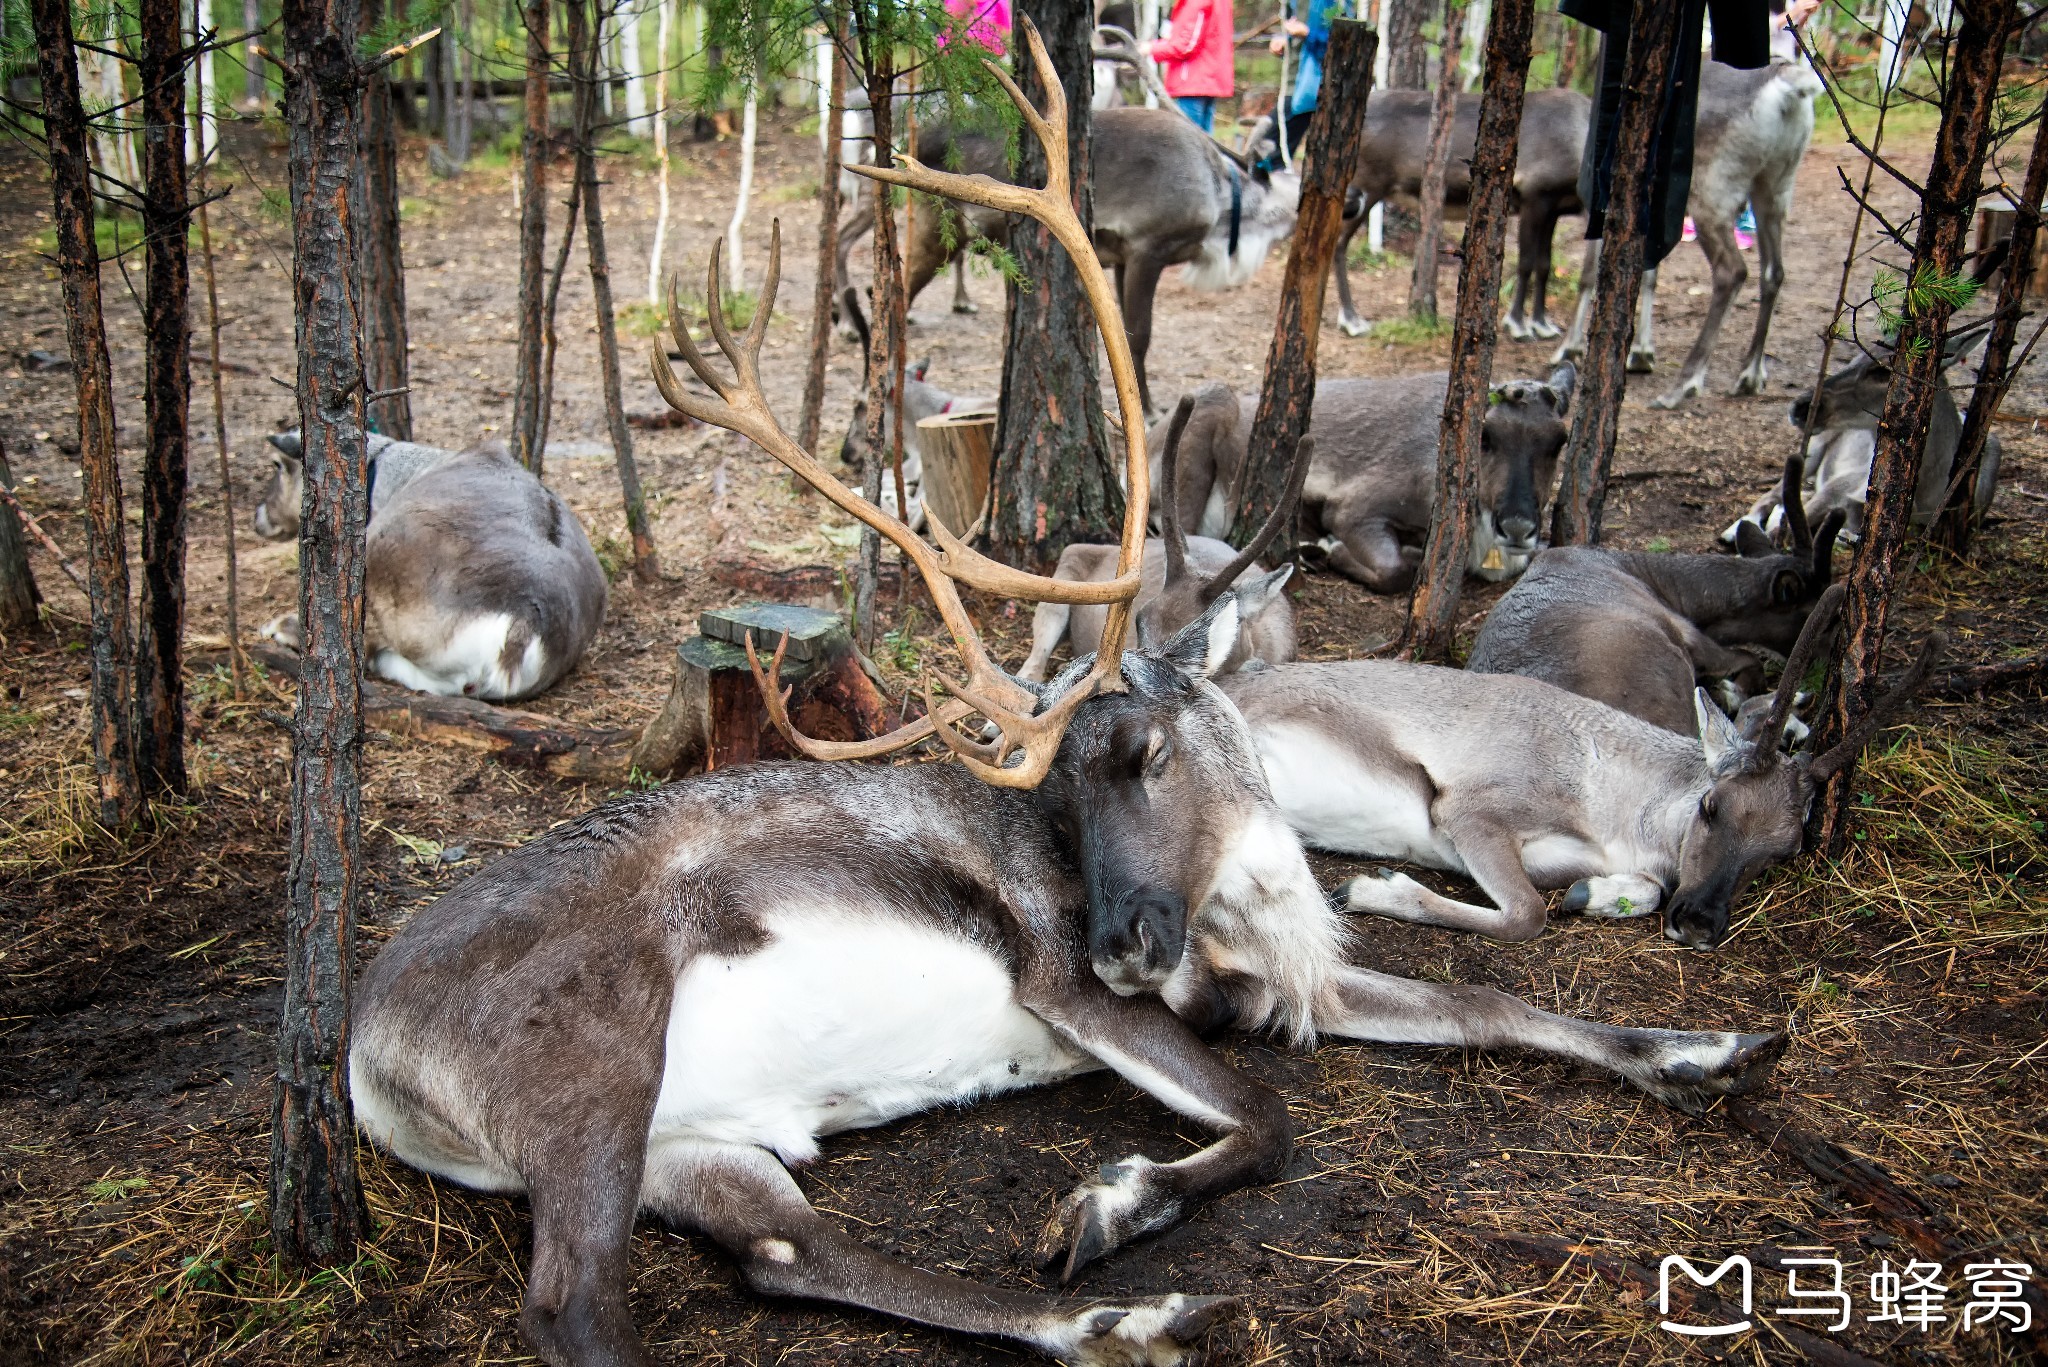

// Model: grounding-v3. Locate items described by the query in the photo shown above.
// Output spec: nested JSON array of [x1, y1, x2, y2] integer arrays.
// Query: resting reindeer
[[838, 107, 1300, 414], [352, 43, 1789, 1367], [1228, 584, 1941, 950], [1558, 59, 1822, 408], [1469, 457, 1845, 734], [1020, 395, 1306, 682], [1306, 88, 1590, 340], [1163, 364, 1574, 592], [252, 432, 607, 702], [1722, 334, 2002, 547]]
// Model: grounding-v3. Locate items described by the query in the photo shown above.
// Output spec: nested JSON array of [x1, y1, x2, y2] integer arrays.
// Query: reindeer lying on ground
[[1469, 457, 1845, 734], [1019, 395, 1307, 681], [353, 45, 1790, 1365], [1558, 60, 1823, 408], [1228, 584, 1940, 950], [253, 432, 607, 702], [1163, 364, 1574, 592], [1302, 88, 1589, 340], [839, 107, 1300, 414], [1722, 335, 2002, 546]]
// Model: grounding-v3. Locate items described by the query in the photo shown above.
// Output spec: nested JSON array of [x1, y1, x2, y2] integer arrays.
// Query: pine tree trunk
[[1408, 0, 1464, 321], [32, 0, 142, 829], [797, 18, 845, 456], [511, 0, 551, 473], [987, 0, 1120, 573], [1228, 21, 1377, 548], [272, 0, 372, 1266], [1812, 0, 2018, 851], [572, 0, 659, 581], [137, 0, 192, 795], [854, 40, 900, 648], [361, 0, 413, 439], [1387, 0, 1430, 88], [1403, 0, 1529, 662], [1935, 99, 2047, 555], [0, 441, 41, 631], [1549, 0, 1682, 547]]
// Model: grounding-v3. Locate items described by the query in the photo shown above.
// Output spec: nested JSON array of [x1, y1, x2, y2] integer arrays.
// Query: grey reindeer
[[253, 433, 607, 702], [1020, 393, 1307, 682], [352, 43, 1790, 1367], [1226, 584, 1941, 950], [1468, 456, 1846, 735]]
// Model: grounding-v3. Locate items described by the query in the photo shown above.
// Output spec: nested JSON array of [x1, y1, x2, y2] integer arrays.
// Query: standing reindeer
[[1227, 585, 1941, 950], [351, 35, 1789, 1367], [1020, 393, 1307, 682], [1468, 457, 1846, 734]]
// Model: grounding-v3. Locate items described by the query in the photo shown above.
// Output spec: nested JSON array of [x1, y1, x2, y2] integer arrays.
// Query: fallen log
[[1932, 655, 2046, 698]]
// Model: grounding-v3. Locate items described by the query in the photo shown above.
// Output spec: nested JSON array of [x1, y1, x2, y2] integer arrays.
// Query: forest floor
[[0, 101, 2044, 1366]]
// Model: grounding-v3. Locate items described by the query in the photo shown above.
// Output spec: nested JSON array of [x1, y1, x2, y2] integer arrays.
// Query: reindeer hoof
[[1528, 319, 1562, 341], [259, 612, 304, 651], [1626, 348, 1657, 374], [1634, 1030, 1789, 1115], [1036, 1155, 1176, 1281], [953, 300, 979, 315], [1057, 1293, 1239, 1367], [1649, 379, 1702, 411], [1338, 313, 1370, 338], [1733, 366, 1768, 396], [1562, 881, 1591, 913]]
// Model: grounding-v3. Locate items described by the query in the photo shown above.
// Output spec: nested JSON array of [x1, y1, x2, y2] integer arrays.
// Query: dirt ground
[[1, 97, 2044, 1367]]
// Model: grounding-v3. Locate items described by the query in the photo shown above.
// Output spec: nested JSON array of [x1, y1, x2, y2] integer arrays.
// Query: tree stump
[[1971, 195, 2048, 303], [632, 603, 892, 775], [915, 407, 997, 535]]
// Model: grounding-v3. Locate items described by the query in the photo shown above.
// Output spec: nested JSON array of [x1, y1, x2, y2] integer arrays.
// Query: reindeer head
[[1664, 584, 1943, 948], [1788, 324, 1989, 432], [1718, 455, 1848, 654], [254, 432, 306, 540], [1476, 363, 1575, 567]]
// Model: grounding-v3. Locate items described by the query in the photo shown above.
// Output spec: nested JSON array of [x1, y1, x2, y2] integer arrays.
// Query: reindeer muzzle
[[1662, 894, 1731, 951], [1089, 888, 1190, 996]]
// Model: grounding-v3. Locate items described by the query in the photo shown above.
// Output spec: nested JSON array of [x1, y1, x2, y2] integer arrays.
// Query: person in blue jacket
[[1264, 0, 1341, 167]]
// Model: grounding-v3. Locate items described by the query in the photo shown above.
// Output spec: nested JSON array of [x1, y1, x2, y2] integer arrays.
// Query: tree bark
[[571, 0, 659, 582], [1549, 0, 1683, 547], [33, 0, 143, 830], [987, 0, 1120, 573], [196, 157, 246, 692], [511, 0, 551, 473], [852, 24, 900, 648], [1403, 0, 1529, 662], [1812, 0, 2018, 851], [798, 21, 845, 456], [1408, 0, 1464, 321], [273, 0, 372, 1266], [137, 0, 192, 795], [245, 0, 266, 107], [0, 441, 41, 632], [1936, 98, 2048, 554], [1386, 0, 1430, 89], [361, 0, 414, 439], [1228, 21, 1377, 548], [643, 0, 674, 305]]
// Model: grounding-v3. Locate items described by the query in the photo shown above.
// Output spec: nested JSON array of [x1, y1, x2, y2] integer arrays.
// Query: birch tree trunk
[[798, 17, 845, 455], [1549, 0, 1683, 547], [725, 80, 759, 287], [138, 0, 192, 794], [272, 0, 372, 1266], [187, 0, 214, 165], [33, 0, 143, 829], [511, 0, 551, 473], [244, 0, 265, 107], [623, 0, 649, 136], [1229, 21, 1377, 547], [1408, 0, 1465, 321], [1812, 0, 2018, 850], [86, 8, 140, 204], [646, 0, 673, 303], [1403, 0, 1529, 661]]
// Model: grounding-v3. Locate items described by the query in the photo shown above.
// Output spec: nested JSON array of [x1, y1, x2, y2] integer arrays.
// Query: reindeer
[[1468, 457, 1846, 734], [351, 40, 1790, 1366], [1227, 584, 1941, 949], [1721, 334, 2002, 547], [830, 314, 996, 529], [1304, 88, 1590, 341], [1557, 60, 1823, 409], [252, 433, 607, 702], [1019, 395, 1307, 682], [1162, 364, 1575, 593]]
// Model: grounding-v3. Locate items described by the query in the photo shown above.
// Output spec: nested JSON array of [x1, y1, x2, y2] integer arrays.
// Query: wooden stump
[[632, 603, 891, 775], [1972, 196, 2048, 303], [915, 407, 996, 536]]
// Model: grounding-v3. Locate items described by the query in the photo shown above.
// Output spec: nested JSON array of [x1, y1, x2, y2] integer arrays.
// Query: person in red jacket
[[1146, 0, 1234, 133]]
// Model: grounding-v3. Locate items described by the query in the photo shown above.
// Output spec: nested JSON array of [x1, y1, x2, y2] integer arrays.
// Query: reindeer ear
[[1772, 568, 1804, 606], [1231, 564, 1293, 621], [268, 430, 304, 459], [910, 357, 931, 381], [1160, 593, 1242, 680], [1734, 520, 1776, 559], [1695, 688, 1745, 774], [1546, 362, 1577, 414]]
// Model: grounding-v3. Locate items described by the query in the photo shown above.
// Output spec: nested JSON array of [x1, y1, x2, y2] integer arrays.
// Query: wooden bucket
[[915, 407, 998, 536]]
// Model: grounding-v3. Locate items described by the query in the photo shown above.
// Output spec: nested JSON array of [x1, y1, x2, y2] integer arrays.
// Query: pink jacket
[[943, 0, 1009, 54], [1151, 0, 1234, 98]]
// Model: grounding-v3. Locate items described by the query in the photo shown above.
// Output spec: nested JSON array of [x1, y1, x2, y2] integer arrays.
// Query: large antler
[[650, 19, 1149, 789]]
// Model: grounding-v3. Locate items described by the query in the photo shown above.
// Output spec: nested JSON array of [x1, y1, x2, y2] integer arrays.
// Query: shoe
[[1734, 225, 1756, 250], [1681, 217, 1697, 243]]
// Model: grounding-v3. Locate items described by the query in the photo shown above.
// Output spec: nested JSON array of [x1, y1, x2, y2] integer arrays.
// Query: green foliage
[[1645, 535, 1673, 553], [615, 300, 668, 338], [1870, 264, 1980, 350], [360, 0, 447, 62], [1364, 314, 1453, 347], [592, 532, 632, 583]]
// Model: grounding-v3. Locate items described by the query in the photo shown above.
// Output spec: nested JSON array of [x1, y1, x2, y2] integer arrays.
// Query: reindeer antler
[[1199, 434, 1313, 605], [652, 19, 1149, 789]]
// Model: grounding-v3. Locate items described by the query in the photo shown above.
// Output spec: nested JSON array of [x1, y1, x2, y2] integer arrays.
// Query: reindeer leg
[[1020, 601, 1073, 683], [1525, 202, 1564, 340], [1333, 817, 1548, 941], [1025, 987, 1294, 1280], [1627, 264, 1660, 375], [522, 1155, 650, 1367], [1650, 219, 1744, 407], [1313, 965, 1788, 1116], [1552, 238, 1597, 365], [1313, 509, 1418, 594], [1333, 199, 1374, 337], [1731, 199, 1785, 396], [1119, 252, 1168, 418], [952, 254, 976, 314], [644, 1137, 1235, 1366]]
